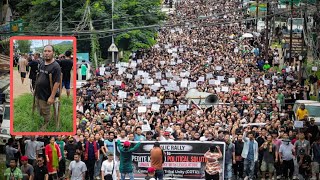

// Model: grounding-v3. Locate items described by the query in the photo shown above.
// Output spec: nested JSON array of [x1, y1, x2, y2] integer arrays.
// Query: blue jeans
[[224, 162, 233, 179], [244, 159, 255, 179], [155, 169, 164, 180], [94, 155, 103, 177], [121, 172, 134, 180]]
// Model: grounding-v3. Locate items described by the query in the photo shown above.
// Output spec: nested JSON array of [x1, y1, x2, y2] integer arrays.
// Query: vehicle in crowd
[[293, 100, 320, 126], [0, 104, 11, 148], [76, 60, 92, 88], [287, 18, 304, 33]]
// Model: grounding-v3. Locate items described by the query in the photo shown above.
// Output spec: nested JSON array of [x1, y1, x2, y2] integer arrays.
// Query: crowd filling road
[[4, 0, 320, 180]]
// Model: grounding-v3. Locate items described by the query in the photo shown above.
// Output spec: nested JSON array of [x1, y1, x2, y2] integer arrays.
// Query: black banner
[[115, 141, 226, 179]]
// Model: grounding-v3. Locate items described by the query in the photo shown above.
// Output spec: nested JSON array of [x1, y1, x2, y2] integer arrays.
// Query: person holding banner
[[204, 145, 222, 180], [117, 140, 141, 180]]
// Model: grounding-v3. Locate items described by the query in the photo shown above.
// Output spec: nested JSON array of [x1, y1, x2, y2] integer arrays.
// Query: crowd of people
[[5, 0, 320, 179]]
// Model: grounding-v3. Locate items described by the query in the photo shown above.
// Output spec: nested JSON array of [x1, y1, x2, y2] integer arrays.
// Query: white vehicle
[[76, 61, 92, 89], [287, 18, 304, 33], [0, 104, 11, 146], [293, 100, 320, 127]]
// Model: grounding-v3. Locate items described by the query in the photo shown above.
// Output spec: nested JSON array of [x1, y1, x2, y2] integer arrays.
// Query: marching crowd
[[4, 0, 320, 180]]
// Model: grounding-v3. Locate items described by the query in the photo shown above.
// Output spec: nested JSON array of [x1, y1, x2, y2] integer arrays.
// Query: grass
[[0, 160, 5, 180], [13, 94, 73, 132]]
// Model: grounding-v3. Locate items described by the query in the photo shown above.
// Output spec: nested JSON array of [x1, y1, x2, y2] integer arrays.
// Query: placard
[[138, 106, 147, 113], [151, 104, 160, 112]]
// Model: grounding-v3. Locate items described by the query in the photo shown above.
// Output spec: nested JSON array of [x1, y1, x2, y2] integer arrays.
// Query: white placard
[[154, 83, 161, 87], [138, 70, 144, 76], [206, 73, 213, 79], [137, 59, 142, 64], [228, 78, 236, 83], [138, 106, 147, 113], [156, 72, 162, 79], [115, 81, 122, 86], [179, 105, 188, 111], [294, 121, 303, 128], [126, 74, 133, 79], [160, 61, 165, 65], [109, 81, 115, 85], [147, 79, 154, 85], [151, 104, 160, 112], [142, 124, 151, 132], [166, 72, 173, 78], [179, 48, 183, 52], [137, 96, 145, 101], [245, 78, 251, 84], [312, 66, 318, 71], [214, 80, 221, 85], [209, 80, 215, 85], [222, 86, 229, 92], [161, 80, 168, 85], [217, 76, 225, 81], [177, 59, 182, 64], [151, 85, 159, 91], [130, 62, 137, 68], [115, 64, 120, 68], [118, 91, 127, 99], [264, 80, 270, 85], [150, 97, 159, 103], [189, 82, 197, 89], [181, 79, 189, 88], [215, 66, 222, 71], [198, 77, 205, 82], [170, 61, 176, 65], [142, 99, 151, 105]]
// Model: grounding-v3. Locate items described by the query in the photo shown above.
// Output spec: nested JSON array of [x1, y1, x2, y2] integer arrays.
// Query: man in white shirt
[[200, 130, 210, 141], [68, 153, 87, 180], [101, 153, 120, 180]]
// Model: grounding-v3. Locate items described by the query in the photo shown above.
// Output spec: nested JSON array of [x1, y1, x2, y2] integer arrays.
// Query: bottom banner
[[115, 141, 226, 180]]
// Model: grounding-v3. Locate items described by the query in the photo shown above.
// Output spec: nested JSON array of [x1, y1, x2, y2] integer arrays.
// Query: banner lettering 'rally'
[[116, 141, 225, 179]]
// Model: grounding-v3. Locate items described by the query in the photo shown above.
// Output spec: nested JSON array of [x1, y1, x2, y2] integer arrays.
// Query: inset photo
[[10, 36, 77, 135]]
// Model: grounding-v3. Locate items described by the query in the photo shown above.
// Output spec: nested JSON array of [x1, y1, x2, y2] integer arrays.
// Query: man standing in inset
[[18, 54, 28, 84], [28, 53, 40, 92], [60, 50, 73, 97], [34, 45, 61, 130]]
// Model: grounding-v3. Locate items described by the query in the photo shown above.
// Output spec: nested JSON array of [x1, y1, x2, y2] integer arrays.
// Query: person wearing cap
[[306, 118, 319, 145], [150, 142, 165, 180], [262, 61, 271, 71], [279, 133, 295, 180], [296, 104, 308, 121], [161, 131, 174, 142], [20, 156, 34, 180], [145, 167, 156, 180], [101, 153, 120, 180], [116, 139, 141, 180], [297, 149, 312, 180]]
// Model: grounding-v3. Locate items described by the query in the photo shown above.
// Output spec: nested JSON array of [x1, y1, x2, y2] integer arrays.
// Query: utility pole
[[88, 0, 98, 68], [60, 0, 62, 36], [289, 0, 293, 64], [112, 0, 115, 63], [265, 2, 269, 62], [256, 0, 259, 32]]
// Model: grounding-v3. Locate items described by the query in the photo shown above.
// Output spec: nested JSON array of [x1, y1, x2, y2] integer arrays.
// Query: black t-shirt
[[97, 140, 104, 154], [35, 61, 61, 101], [34, 165, 48, 180], [65, 143, 78, 161], [60, 59, 73, 81], [28, 60, 39, 80]]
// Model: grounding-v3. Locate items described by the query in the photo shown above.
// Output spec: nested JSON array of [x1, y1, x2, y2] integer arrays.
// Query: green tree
[[12, 0, 165, 61], [16, 40, 31, 53]]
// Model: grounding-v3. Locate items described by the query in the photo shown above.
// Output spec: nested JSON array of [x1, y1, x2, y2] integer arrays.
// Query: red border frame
[[10, 36, 77, 136]]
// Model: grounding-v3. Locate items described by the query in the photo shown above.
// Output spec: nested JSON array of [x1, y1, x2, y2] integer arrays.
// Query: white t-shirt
[[101, 160, 119, 179], [69, 160, 87, 180]]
